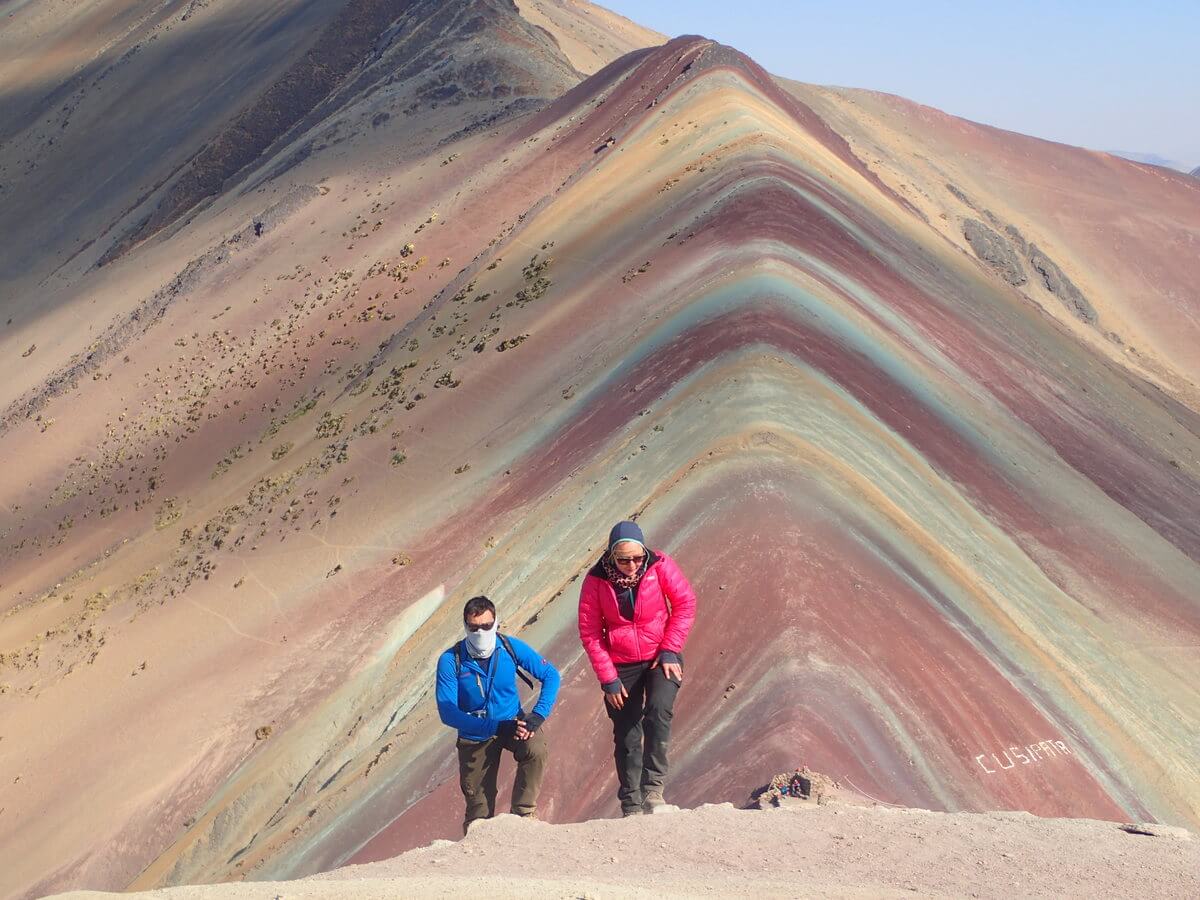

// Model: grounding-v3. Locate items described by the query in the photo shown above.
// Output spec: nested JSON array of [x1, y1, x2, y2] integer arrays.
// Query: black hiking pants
[[605, 658, 681, 815]]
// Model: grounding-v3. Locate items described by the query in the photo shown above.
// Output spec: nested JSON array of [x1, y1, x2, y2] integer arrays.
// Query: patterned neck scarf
[[601, 551, 647, 591]]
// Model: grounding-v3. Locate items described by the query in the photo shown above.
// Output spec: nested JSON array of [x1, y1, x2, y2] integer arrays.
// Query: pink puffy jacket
[[578, 550, 698, 685]]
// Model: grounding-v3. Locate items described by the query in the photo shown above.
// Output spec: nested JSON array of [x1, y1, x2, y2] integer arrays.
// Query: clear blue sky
[[599, 0, 1200, 168]]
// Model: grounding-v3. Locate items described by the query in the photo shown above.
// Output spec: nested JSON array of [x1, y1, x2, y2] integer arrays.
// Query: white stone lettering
[[975, 739, 1071, 774]]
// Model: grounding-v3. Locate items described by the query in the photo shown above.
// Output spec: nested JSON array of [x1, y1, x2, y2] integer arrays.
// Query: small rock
[[1120, 823, 1192, 839], [646, 803, 680, 815]]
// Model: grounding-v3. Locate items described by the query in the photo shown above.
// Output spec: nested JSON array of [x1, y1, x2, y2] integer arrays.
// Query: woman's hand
[[651, 657, 683, 684], [604, 683, 629, 710]]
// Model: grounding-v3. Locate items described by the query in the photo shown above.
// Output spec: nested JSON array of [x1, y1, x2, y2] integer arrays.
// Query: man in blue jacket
[[436, 595, 560, 832]]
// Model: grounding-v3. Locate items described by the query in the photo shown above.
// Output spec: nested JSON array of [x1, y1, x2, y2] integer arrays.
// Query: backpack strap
[[500, 634, 536, 689], [452, 637, 534, 690]]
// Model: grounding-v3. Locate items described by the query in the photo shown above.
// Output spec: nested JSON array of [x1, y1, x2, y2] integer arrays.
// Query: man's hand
[[651, 657, 683, 684], [604, 683, 629, 710], [515, 719, 532, 740]]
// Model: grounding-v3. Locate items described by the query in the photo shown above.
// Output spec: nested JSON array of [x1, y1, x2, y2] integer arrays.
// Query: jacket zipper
[[628, 580, 642, 661], [607, 564, 653, 662]]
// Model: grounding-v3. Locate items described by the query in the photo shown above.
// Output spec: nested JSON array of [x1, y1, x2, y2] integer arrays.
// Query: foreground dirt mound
[[55, 801, 1198, 899]]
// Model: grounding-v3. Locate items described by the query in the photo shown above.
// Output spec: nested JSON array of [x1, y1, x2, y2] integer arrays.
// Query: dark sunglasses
[[465, 619, 496, 632], [613, 554, 646, 565]]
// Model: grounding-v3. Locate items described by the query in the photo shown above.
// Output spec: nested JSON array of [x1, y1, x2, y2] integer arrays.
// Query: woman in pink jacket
[[578, 520, 698, 816]]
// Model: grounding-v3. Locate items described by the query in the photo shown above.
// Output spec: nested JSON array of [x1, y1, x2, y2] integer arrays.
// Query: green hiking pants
[[456, 728, 548, 832]]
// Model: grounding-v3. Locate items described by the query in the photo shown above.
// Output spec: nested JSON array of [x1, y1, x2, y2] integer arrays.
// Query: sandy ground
[[53, 800, 1199, 899]]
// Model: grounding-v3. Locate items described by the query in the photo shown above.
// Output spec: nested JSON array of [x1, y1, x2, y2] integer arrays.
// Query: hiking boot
[[621, 806, 643, 818], [642, 789, 666, 813]]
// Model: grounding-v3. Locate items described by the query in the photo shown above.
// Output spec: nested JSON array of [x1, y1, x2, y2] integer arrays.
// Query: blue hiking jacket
[[435, 635, 560, 741]]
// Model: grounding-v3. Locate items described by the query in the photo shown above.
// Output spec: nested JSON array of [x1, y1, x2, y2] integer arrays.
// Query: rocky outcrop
[[1004, 223, 1029, 256], [945, 182, 977, 210], [1028, 243, 1098, 323], [962, 217, 1098, 325], [962, 218, 1026, 286]]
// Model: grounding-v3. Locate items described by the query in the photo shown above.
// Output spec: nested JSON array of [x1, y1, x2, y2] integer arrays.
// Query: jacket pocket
[[459, 672, 486, 712]]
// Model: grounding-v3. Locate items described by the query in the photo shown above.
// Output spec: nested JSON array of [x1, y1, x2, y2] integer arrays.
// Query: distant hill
[[1107, 150, 1192, 171]]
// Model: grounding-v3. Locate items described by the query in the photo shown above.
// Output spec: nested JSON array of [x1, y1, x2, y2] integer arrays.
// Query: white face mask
[[465, 618, 499, 658]]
